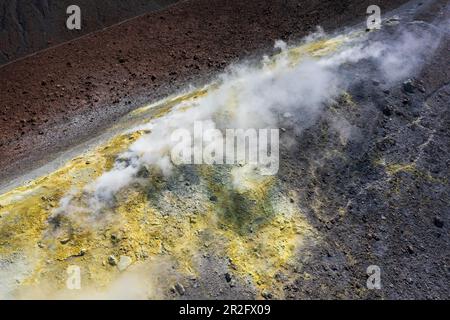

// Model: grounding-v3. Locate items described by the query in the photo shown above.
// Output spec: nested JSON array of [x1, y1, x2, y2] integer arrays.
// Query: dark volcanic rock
[[403, 79, 416, 93], [280, 0, 450, 299], [433, 216, 444, 228]]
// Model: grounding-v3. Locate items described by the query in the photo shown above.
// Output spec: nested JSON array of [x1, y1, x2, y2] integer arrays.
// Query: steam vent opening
[[0, 0, 449, 303]]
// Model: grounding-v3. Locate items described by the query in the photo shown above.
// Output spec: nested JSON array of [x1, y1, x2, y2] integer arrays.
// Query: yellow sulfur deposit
[[0, 34, 355, 299]]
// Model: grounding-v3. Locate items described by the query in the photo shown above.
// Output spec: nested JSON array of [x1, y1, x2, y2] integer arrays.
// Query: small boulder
[[407, 245, 414, 254], [261, 290, 273, 299], [433, 216, 444, 228], [108, 255, 117, 266], [382, 105, 393, 116], [403, 79, 416, 93]]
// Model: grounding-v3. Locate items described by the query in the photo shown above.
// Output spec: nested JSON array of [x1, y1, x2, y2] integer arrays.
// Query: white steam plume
[[52, 19, 443, 219]]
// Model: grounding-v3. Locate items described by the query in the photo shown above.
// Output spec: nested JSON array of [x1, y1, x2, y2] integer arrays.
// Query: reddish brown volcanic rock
[[0, 0, 408, 183]]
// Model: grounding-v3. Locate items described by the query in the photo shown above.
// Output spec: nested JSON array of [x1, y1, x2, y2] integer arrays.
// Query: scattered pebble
[[108, 255, 117, 266], [174, 282, 185, 295], [261, 290, 273, 299], [60, 238, 70, 244], [403, 79, 416, 93]]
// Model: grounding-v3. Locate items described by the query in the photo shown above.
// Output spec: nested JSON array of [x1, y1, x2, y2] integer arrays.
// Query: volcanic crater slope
[[0, 0, 449, 300]]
